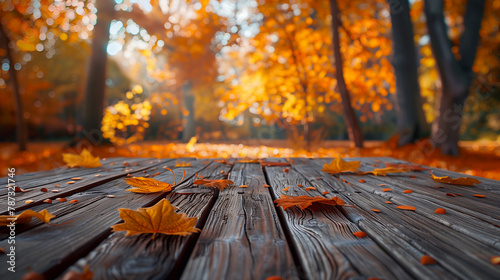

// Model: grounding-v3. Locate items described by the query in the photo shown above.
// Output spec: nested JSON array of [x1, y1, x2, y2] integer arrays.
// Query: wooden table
[[1, 157, 499, 280]]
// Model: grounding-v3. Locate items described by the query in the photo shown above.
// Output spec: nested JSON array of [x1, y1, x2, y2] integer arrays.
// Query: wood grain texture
[[181, 163, 299, 280], [58, 160, 232, 280], [264, 161, 412, 280], [303, 158, 500, 279], [0, 158, 210, 279]]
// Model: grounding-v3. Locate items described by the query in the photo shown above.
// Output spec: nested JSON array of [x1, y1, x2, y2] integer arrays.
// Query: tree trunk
[[329, 0, 363, 148], [424, 0, 485, 155], [388, 0, 429, 146], [0, 24, 27, 151], [80, 0, 115, 145]]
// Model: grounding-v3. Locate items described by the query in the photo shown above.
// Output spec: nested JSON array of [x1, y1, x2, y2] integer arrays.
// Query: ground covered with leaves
[[1, 138, 499, 180]]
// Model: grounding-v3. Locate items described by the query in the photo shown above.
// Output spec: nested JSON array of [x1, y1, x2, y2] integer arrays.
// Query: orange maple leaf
[[175, 161, 192, 167], [384, 163, 428, 171], [321, 157, 361, 174], [111, 199, 200, 239], [125, 168, 184, 193], [0, 209, 55, 227], [274, 194, 345, 210], [357, 167, 410, 176], [193, 179, 234, 190], [62, 149, 102, 168], [430, 172, 480, 186]]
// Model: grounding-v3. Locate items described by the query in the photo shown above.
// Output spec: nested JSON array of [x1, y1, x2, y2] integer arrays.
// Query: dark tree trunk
[[329, 0, 363, 148], [80, 0, 115, 145], [424, 0, 485, 155], [181, 82, 196, 142], [388, 0, 429, 146], [0, 24, 27, 151]]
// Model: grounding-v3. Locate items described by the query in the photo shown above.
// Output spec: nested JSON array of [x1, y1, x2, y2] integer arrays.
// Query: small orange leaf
[[353, 231, 367, 238], [305, 187, 316, 191], [40, 188, 47, 192], [263, 184, 270, 188], [175, 161, 192, 167], [446, 193, 456, 197], [420, 255, 437, 265], [378, 184, 386, 186], [66, 181, 75, 184], [283, 168, 289, 173], [58, 198, 67, 202], [25, 200, 33, 204], [282, 187, 289, 191], [430, 172, 480, 186], [69, 199, 78, 204], [382, 188, 391, 192], [274, 195, 345, 210], [110, 199, 200, 239], [385, 201, 393, 204], [0, 209, 55, 227], [434, 208, 446, 214], [359, 179, 366, 183], [63, 149, 102, 168], [455, 193, 463, 196], [403, 190, 413, 194], [371, 209, 381, 213], [15, 187, 31, 192], [321, 157, 361, 174], [71, 177, 82, 180], [107, 195, 115, 198], [491, 256, 500, 265], [322, 191, 329, 195], [397, 205, 416, 211], [194, 179, 234, 190], [297, 184, 304, 187], [43, 199, 52, 204], [473, 194, 486, 198], [239, 185, 248, 188]]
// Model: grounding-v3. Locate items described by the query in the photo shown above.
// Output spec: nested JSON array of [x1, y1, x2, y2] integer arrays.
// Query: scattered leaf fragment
[[54, 184, 60, 187], [66, 181, 75, 184], [322, 191, 329, 195], [51, 189, 60, 193], [25, 200, 33, 204], [445, 193, 456, 197], [57, 198, 67, 202], [283, 168, 289, 173], [491, 256, 500, 265], [378, 184, 386, 187], [473, 194, 486, 198], [40, 188, 47, 192], [43, 199, 52, 204], [359, 179, 366, 183], [397, 205, 416, 211], [71, 177, 82, 180], [263, 184, 270, 188], [434, 208, 446, 214], [15, 187, 31, 192], [371, 209, 381, 213], [430, 172, 480, 186], [175, 161, 192, 167], [382, 188, 391, 192], [95, 174, 101, 177], [107, 195, 115, 198], [321, 157, 361, 174], [385, 201, 393, 204], [305, 187, 316, 191], [69, 199, 78, 204], [420, 255, 437, 265], [63, 149, 102, 168], [0, 209, 55, 227], [194, 179, 234, 190], [110, 199, 200, 239], [239, 185, 248, 188], [282, 187, 289, 191], [274, 194, 345, 210], [403, 190, 413, 194], [125, 168, 182, 193], [297, 184, 304, 188], [454, 193, 463, 196], [353, 231, 367, 238]]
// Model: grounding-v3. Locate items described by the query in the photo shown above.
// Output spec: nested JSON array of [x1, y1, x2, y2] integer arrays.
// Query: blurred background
[[0, 0, 499, 178]]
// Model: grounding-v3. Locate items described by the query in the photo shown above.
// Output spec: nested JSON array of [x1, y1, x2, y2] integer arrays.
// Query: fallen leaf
[[491, 256, 500, 265], [274, 194, 345, 210], [403, 190, 413, 194], [63, 149, 102, 168], [0, 209, 55, 227], [111, 199, 200, 239], [25, 200, 33, 204], [263, 184, 270, 188], [385, 201, 393, 204], [378, 184, 386, 186], [15, 187, 31, 192], [43, 199, 52, 204], [382, 188, 391, 192], [473, 194, 486, 198], [40, 188, 47, 192], [353, 231, 367, 238], [57, 198, 67, 202], [283, 168, 289, 173], [297, 184, 304, 187], [455, 193, 463, 196], [357, 167, 410, 176], [435, 208, 446, 214], [282, 187, 289, 191], [69, 200, 78, 204], [239, 185, 248, 188], [175, 161, 192, 167], [194, 179, 234, 190], [420, 255, 437, 265], [385, 163, 429, 171], [125, 168, 183, 193], [66, 181, 75, 184], [430, 172, 480, 186], [371, 209, 381, 213], [359, 179, 366, 183], [321, 157, 361, 174], [71, 177, 82, 180], [446, 193, 456, 197], [322, 191, 329, 195], [397, 205, 416, 211], [305, 187, 316, 191], [107, 195, 115, 198]]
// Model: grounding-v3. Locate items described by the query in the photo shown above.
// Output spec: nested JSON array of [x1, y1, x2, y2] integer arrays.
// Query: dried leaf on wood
[[321, 157, 361, 174], [111, 199, 200, 239], [125, 168, 183, 193], [193, 179, 234, 190], [62, 149, 102, 168], [430, 172, 481, 186], [357, 167, 410, 176], [175, 161, 192, 167], [274, 194, 345, 210], [0, 209, 55, 227]]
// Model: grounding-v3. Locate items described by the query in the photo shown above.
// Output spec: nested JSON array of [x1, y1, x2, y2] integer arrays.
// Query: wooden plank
[[264, 161, 412, 280], [58, 160, 232, 280], [181, 163, 299, 280], [0, 158, 213, 279], [301, 158, 500, 279], [0, 158, 179, 214]]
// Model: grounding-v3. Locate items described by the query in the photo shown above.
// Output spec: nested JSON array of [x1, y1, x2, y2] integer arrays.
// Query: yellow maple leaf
[[175, 161, 192, 167], [63, 149, 102, 168], [125, 168, 184, 193], [111, 199, 200, 239], [193, 179, 234, 190], [430, 172, 480, 186], [357, 167, 410, 176], [321, 157, 361, 174], [0, 209, 55, 227]]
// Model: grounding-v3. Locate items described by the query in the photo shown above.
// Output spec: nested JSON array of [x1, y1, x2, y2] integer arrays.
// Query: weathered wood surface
[[0, 157, 499, 280]]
